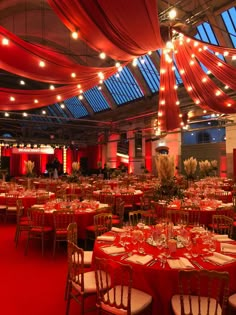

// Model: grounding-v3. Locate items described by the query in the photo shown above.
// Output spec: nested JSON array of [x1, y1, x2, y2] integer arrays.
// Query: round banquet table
[[32, 200, 110, 240], [93, 230, 236, 315], [154, 201, 234, 226], [93, 189, 143, 204], [0, 191, 55, 211]]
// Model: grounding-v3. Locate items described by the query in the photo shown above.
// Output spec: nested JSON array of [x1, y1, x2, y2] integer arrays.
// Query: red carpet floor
[[0, 223, 96, 315]]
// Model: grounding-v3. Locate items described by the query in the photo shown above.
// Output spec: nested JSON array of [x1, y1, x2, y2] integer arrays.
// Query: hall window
[[135, 131, 142, 158], [117, 133, 129, 156]]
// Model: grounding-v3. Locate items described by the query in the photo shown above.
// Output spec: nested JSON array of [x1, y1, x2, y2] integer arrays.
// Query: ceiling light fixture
[[71, 30, 79, 39], [99, 52, 106, 59]]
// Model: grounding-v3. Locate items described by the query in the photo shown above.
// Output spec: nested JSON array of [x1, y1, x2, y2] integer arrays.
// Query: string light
[[2, 38, 9, 45], [71, 30, 79, 39], [99, 52, 106, 59], [39, 60, 45, 67]]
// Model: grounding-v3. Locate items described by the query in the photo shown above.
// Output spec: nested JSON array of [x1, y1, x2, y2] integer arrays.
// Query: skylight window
[[137, 55, 160, 93], [104, 66, 144, 105], [221, 7, 236, 48], [83, 87, 110, 113], [64, 96, 88, 118]]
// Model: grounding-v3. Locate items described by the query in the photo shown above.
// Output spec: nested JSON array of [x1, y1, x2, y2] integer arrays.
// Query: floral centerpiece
[[24, 160, 35, 177], [210, 160, 218, 176], [153, 155, 184, 204], [72, 161, 80, 174], [67, 161, 80, 183], [183, 156, 197, 180], [199, 160, 212, 177]]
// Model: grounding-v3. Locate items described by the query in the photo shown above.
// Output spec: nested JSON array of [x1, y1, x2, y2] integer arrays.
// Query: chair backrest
[[180, 206, 200, 226], [116, 201, 125, 225], [232, 194, 236, 211], [65, 194, 78, 202], [5, 193, 19, 206], [95, 257, 133, 315], [67, 222, 78, 244], [67, 241, 86, 292], [178, 269, 229, 315], [166, 210, 189, 225], [120, 192, 135, 206], [16, 199, 24, 223], [94, 213, 112, 237], [129, 210, 146, 226], [140, 193, 153, 210], [29, 208, 45, 228], [212, 215, 233, 237], [151, 201, 167, 220], [36, 192, 50, 204], [53, 210, 75, 230]]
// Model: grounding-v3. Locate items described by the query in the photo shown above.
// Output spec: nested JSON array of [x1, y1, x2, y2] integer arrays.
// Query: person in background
[[102, 163, 108, 179]]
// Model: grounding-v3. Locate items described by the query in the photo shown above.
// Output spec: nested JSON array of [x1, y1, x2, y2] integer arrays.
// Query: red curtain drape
[[158, 51, 181, 132], [174, 36, 236, 114], [0, 1, 235, 132], [47, 0, 163, 61]]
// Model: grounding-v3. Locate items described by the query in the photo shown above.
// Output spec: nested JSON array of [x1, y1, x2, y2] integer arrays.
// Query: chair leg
[[15, 228, 20, 248], [25, 231, 30, 255], [65, 282, 72, 315], [53, 235, 56, 257], [81, 296, 85, 315], [42, 233, 44, 256], [14, 225, 19, 242], [64, 272, 69, 300]]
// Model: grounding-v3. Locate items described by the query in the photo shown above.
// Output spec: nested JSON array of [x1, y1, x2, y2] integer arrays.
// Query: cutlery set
[[192, 260, 204, 269]]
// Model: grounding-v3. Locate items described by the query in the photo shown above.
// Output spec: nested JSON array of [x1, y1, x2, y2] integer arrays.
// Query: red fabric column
[[233, 149, 236, 182], [145, 141, 152, 173]]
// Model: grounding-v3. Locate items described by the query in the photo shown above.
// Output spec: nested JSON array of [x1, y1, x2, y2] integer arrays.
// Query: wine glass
[[131, 231, 139, 253], [184, 238, 193, 257], [208, 240, 216, 253], [138, 231, 145, 254]]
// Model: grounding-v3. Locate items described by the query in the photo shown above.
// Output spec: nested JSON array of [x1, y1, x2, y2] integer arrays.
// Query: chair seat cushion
[[112, 219, 120, 225], [72, 251, 93, 266], [86, 225, 95, 232], [0, 205, 6, 210], [102, 285, 152, 315], [7, 206, 17, 211], [55, 230, 68, 235], [19, 220, 30, 226], [171, 294, 222, 315], [112, 214, 119, 219], [31, 226, 53, 233], [20, 216, 29, 222], [84, 251, 93, 265], [229, 293, 236, 308], [73, 270, 110, 294]]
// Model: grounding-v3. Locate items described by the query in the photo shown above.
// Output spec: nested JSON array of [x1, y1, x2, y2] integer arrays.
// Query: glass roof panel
[[83, 86, 110, 113], [64, 96, 88, 118], [104, 66, 144, 106], [221, 7, 236, 48], [195, 22, 224, 61], [137, 55, 160, 93], [47, 106, 62, 123], [54, 103, 68, 118]]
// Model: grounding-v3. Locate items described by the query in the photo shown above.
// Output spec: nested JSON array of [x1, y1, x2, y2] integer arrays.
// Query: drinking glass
[[208, 240, 216, 253], [138, 231, 145, 254], [191, 242, 199, 258]]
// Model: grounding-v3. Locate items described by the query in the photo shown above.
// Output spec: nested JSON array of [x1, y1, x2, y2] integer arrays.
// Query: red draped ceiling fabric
[[47, 0, 163, 61], [173, 34, 236, 114], [46, 0, 236, 131], [0, 0, 234, 132]]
